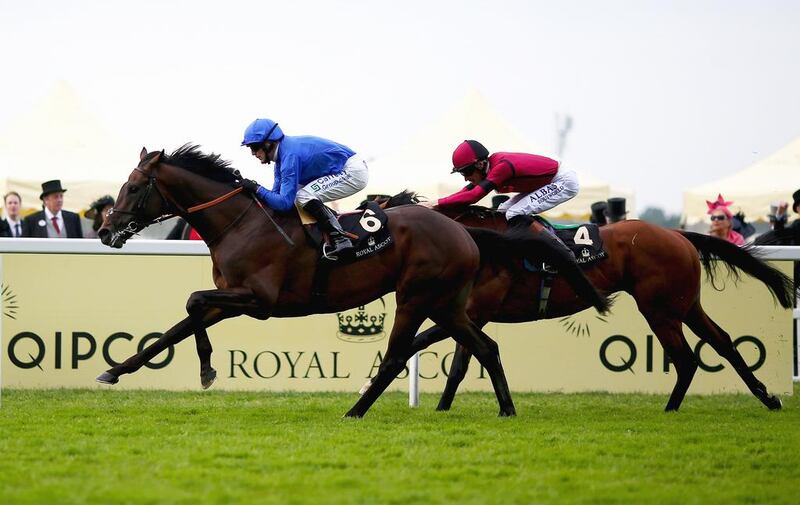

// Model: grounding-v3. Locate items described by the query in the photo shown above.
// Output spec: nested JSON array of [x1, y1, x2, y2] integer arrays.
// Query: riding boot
[[303, 199, 353, 260], [508, 214, 572, 273]]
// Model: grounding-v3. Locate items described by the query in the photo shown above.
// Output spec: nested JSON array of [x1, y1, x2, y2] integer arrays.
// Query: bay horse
[[364, 192, 795, 412], [96, 145, 610, 417]]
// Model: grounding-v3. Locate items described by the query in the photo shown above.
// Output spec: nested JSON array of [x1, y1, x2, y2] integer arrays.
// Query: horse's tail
[[466, 226, 612, 315], [677, 230, 796, 308]]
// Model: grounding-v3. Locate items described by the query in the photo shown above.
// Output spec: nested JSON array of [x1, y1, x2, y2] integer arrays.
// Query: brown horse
[[364, 192, 795, 412], [96, 146, 610, 417]]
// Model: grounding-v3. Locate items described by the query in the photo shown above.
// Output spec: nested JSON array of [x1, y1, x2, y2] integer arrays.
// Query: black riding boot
[[508, 214, 571, 273], [303, 199, 353, 260]]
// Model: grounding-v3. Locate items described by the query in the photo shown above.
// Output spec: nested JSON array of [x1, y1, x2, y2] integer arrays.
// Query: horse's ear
[[151, 150, 163, 163], [139, 147, 148, 160]]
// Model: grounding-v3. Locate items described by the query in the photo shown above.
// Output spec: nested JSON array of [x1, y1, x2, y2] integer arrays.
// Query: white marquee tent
[[0, 81, 136, 215], [683, 135, 800, 225], [339, 90, 631, 220]]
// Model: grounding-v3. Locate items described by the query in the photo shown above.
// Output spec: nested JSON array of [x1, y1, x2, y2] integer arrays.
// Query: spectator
[[706, 194, 744, 246], [731, 211, 756, 240], [605, 197, 628, 224], [84, 195, 115, 238], [590, 201, 608, 226], [21, 180, 83, 238], [1, 191, 23, 238]]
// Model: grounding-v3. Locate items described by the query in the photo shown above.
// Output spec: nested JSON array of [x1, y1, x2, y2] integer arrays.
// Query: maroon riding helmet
[[451, 140, 490, 173]]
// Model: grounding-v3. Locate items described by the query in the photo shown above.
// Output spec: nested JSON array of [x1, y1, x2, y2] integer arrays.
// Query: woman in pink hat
[[707, 194, 745, 246]]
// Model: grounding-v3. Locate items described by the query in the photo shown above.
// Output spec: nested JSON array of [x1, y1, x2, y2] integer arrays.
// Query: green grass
[[1, 387, 799, 505]]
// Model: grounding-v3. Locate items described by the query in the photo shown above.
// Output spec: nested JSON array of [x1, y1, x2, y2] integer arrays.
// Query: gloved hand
[[237, 178, 261, 194]]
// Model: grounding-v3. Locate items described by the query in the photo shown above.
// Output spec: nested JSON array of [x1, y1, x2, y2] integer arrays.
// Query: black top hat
[[85, 195, 115, 219], [590, 201, 608, 225], [605, 197, 628, 218], [40, 179, 67, 200], [793, 188, 800, 214]]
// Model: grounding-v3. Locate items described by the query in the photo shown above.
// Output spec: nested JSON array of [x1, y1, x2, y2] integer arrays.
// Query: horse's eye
[[129, 185, 139, 194]]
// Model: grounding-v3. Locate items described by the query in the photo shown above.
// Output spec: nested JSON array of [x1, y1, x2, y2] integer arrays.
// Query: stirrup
[[322, 236, 353, 261]]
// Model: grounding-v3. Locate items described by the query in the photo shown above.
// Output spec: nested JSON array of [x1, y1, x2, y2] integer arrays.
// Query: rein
[[187, 187, 243, 213]]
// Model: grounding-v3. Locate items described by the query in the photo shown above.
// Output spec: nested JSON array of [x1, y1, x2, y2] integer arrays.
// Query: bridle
[[107, 166, 179, 240], [106, 163, 290, 247], [107, 164, 244, 244]]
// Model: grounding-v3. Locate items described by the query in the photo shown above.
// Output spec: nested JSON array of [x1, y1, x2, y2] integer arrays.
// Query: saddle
[[301, 201, 394, 264]]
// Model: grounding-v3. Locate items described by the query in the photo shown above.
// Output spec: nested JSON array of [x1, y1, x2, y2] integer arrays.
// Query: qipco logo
[[599, 334, 766, 373], [7, 331, 173, 370]]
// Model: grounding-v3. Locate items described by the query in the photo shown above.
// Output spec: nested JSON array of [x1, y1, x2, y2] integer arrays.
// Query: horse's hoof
[[499, 408, 517, 417], [96, 372, 119, 385], [343, 409, 364, 419], [767, 396, 783, 411], [435, 404, 452, 412], [201, 368, 217, 390]]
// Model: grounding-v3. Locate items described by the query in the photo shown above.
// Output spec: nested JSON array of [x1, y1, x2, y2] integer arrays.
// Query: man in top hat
[[605, 197, 628, 224], [21, 180, 83, 238], [589, 201, 608, 226]]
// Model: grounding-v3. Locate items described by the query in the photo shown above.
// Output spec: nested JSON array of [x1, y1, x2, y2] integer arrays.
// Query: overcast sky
[[1, 0, 798, 213]]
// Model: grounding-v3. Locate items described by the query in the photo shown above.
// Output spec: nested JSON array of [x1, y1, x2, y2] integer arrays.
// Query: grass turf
[[1, 387, 799, 505]]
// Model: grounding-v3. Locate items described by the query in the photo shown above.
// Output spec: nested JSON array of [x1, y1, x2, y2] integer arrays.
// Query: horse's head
[[99, 147, 174, 248]]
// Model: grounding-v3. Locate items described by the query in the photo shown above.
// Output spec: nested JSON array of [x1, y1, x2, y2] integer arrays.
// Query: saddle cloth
[[524, 221, 607, 272], [302, 201, 393, 263]]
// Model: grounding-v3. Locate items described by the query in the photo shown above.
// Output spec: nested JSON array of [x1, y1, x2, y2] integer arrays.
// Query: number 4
[[573, 226, 593, 245]]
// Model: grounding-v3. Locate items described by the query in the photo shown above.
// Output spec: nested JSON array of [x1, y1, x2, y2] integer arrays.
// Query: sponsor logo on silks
[[2, 283, 19, 319], [336, 297, 387, 343], [311, 183, 321, 192]]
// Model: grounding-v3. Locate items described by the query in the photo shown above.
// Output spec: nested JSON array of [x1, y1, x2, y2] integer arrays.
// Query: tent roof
[[682, 136, 800, 224], [0, 81, 134, 213], [340, 89, 625, 219]]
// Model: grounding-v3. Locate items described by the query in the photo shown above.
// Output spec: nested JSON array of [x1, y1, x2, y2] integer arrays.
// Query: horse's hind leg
[[685, 302, 782, 410], [345, 306, 427, 418], [643, 313, 698, 411], [437, 343, 473, 411]]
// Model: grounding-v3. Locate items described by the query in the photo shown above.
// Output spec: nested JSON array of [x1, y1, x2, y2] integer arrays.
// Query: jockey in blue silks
[[240, 118, 369, 260]]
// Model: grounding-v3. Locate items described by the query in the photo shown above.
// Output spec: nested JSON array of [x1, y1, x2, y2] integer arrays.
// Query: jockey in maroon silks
[[422, 140, 580, 231]]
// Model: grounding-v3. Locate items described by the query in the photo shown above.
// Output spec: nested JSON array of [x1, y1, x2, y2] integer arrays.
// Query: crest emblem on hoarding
[[2, 283, 19, 319], [336, 297, 387, 342]]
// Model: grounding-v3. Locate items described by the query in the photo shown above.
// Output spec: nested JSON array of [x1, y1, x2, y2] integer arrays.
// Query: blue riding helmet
[[241, 118, 285, 146]]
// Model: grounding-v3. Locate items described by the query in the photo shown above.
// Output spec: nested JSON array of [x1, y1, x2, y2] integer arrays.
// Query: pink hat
[[706, 194, 733, 219]]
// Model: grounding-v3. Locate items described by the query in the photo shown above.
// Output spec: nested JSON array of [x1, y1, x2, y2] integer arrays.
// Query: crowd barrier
[[1, 239, 797, 404]]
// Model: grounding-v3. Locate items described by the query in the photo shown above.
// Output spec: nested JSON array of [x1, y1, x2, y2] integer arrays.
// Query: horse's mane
[[159, 144, 239, 183]]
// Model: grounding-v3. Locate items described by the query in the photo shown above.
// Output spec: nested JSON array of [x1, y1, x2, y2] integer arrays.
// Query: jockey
[[423, 140, 579, 230], [239, 118, 369, 259]]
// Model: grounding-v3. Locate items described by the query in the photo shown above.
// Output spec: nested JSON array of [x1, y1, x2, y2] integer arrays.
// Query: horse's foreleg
[[186, 288, 269, 389], [345, 306, 426, 418], [96, 315, 210, 384], [97, 288, 264, 386]]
